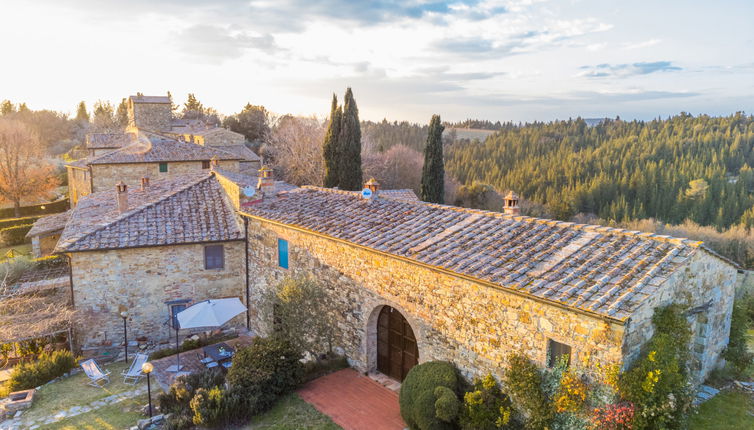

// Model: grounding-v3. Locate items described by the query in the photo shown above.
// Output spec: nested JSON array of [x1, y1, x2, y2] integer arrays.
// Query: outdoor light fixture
[[120, 310, 129, 364], [142, 361, 154, 418]]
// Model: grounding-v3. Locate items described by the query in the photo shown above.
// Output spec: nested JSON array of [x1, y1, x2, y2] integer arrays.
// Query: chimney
[[141, 177, 150, 191], [363, 178, 380, 199], [116, 182, 128, 213], [503, 190, 520, 215], [256, 165, 275, 197]]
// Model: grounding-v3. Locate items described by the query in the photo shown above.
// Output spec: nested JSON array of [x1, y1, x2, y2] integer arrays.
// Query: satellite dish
[[361, 188, 373, 199], [243, 186, 256, 198]]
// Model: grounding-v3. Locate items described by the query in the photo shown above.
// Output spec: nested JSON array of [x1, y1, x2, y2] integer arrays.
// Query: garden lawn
[[37, 393, 148, 430], [0, 243, 31, 260], [689, 391, 754, 429], [242, 393, 342, 430], [21, 361, 148, 423]]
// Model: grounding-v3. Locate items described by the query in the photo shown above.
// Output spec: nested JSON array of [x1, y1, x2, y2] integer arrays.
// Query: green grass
[[689, 391, 754, 430], [0, 243, 31, 260], [37, 393, 148, 430], [21, 362, 148, 422], [241, 393, 342, 430]]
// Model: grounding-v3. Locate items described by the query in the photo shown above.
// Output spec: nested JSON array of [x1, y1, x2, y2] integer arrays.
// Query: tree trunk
[[13, 199, 20, 218]]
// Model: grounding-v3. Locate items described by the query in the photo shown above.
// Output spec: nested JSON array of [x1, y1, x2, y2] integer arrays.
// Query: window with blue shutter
[[159, 162, 168, 173], [204, 245, 224, 269], [278, 239, 289, 269], [170, 304, 186, 329]]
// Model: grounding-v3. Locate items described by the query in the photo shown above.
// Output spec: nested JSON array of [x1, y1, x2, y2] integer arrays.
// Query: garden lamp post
[[120, 310, 129, 363], [142, 361, 154, 418]]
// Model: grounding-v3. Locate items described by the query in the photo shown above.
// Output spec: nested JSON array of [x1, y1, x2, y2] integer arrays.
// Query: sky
[[1, 0, 753, 123]]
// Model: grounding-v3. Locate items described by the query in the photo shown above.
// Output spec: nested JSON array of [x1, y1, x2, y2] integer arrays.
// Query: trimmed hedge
[[399, 361, 461, 430], [0, 215, 42, 231], [0, 198, 69, 219], [0, 224, 33, 247], [7, 350, 76, 391]]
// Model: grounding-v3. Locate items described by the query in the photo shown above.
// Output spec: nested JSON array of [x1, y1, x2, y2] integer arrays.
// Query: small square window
[[204, 244, 224, 269], [278, 239, 289, 269], [547, 339, 572, 367], [159, 162, 168, 173], [202, 160, 210, 169]]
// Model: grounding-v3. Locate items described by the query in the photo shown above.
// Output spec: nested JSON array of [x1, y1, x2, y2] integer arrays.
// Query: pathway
[[297, 369, 406, 430], [0, 386, 147, 430]]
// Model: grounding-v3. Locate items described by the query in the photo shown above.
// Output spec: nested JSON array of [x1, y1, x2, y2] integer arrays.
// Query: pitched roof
[[86, 135, 241, 165], [375, 189, 419, 203], [217, 144, 261, 162], [213, 168, 298, 192], [56, 173, 243, 252], [129, 95, 170, 104], [26, 211, 71, 238], [85, 133, 134, 149], [241, 187, 707, 321]]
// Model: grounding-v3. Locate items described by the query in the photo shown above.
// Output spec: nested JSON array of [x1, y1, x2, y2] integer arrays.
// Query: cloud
[[579, 61, 682, 78], [174, 25, 280, 62], [623, 39, 661, 50]]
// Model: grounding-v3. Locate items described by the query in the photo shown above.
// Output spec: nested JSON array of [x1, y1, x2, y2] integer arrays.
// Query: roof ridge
[[59, 173, 213, 251], [299, 185, 701, 248]]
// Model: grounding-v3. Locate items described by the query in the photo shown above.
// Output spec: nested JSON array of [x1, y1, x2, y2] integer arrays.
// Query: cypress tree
[[75, 101, 89, 123], [323, 94, 341, 188], [337, 88, 363, 191], [420, 114, 445, 203]]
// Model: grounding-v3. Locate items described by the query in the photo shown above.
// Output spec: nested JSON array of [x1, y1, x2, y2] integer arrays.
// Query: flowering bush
[[504, 353, 553, 430], [460, 374, 515, 429], [553, 371, 587, 413], [591, 402, 635, 430]]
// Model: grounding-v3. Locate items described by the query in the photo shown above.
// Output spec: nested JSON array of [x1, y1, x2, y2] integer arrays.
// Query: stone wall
[[90, 160, 239, 193], [200, 129, 245, 147], [129, 102, 172, 131], [66, 167, 91, 206], [69, 241, 246, 347], [623, 250, 738, 383], [245, 217, 626, 381]]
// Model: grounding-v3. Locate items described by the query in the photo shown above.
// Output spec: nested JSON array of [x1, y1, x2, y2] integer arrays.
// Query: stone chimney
[[141, 177, 150, 191], [364, 178, 380, 199], [257, 165, 275, 197], [503, 190, 520, 215], [116, 182, 128, 213]]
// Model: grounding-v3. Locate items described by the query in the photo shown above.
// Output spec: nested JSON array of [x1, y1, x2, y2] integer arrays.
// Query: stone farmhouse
[[27, 93, 741, 386]]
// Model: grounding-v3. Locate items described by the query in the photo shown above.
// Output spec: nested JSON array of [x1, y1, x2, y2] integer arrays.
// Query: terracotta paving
[[297, 369, 407, 430]]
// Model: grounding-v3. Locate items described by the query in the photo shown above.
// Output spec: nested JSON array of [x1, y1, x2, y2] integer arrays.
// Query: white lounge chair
[[121, 353, 149, 385], [80, 359, 111, 387]]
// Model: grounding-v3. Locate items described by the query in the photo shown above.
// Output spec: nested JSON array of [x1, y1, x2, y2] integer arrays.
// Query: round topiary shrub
[[399, 361, 461, 430]]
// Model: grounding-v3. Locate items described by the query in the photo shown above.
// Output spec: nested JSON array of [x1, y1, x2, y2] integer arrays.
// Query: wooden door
[[377, 306, 418, 381]]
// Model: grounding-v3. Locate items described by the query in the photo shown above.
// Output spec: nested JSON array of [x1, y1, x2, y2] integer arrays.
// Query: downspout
[[67, 254, 74, 307], [244, 217, 250, 330]]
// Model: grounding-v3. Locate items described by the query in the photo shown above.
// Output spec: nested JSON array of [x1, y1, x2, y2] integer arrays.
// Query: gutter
[[244, 217, 250, 330], [239, 211, 626, 326]]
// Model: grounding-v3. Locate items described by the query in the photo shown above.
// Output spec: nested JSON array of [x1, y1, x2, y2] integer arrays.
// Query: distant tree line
[[444, 118, 503, 130]]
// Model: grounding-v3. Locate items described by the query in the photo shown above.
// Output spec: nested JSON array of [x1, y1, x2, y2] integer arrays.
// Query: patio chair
[[121, 353, 149, 385], [80, 359, 111, 388], [206, 361, 219, 369]]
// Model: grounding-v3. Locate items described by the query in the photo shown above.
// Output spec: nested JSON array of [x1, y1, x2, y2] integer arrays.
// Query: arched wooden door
[[377, 306, 418, 381]]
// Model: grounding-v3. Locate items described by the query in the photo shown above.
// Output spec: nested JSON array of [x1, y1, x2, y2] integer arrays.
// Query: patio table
[[203, 343, 235, 363]]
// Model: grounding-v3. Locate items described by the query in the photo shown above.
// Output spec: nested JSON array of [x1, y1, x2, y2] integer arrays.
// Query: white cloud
[[623, 38, 661, 50]]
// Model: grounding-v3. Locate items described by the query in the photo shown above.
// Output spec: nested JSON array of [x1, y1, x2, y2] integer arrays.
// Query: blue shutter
[[171, 304, 186, 328], [278, 239, 289, 269]]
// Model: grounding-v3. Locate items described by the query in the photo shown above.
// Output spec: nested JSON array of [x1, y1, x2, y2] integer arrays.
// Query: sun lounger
[[80, 359, 111, 388], [121, 353, 149, 385]]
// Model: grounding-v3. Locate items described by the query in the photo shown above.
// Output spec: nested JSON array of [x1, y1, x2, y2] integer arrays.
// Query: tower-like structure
[[127, 93, 172, 132]]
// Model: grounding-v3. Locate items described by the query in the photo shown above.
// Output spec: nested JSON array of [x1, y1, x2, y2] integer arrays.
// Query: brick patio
[[150, 335, 254, 390], [298, 369, 406, 430]]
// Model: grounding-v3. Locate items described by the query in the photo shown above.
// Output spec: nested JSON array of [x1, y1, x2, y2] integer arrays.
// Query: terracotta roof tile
[[26, 211, 71, 238], [85, 133, 135, 149], [56, 173, 243, 252], [86, 135, 241, 165], [241, 187, 702, 320]]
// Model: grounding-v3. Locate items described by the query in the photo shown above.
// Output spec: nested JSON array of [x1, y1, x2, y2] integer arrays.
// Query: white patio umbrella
[[168, 298, 247, 372]]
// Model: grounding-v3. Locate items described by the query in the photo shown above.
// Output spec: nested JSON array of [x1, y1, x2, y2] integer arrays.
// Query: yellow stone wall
[[90, 160, 239, 193], [66, 167, 91, 206], [69, 241, 246, 347], [128, 102, 172, 131]]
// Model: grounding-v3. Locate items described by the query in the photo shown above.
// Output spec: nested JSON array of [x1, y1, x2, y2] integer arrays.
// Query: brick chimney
[[256, 165, 275, 197], [503, 190, 520, 215], [116, 182, 128, 213], [364, 178, 380, 199], [141, 177, 150, 191]]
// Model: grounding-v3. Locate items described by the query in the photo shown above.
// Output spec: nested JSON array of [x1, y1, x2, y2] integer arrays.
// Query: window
[[169, 303, 188, 329], [204, 244, 224, 269], [547, 339, 572, 367], [278, 238, 289, 269], [159, 162, 168, 173], [202, 160, 210, 169]]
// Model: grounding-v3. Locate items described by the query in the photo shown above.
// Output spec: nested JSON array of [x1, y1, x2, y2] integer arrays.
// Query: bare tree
[[262, 115, 325, 186], [363, 144, 423, 193], [0, 119, 60, 216]]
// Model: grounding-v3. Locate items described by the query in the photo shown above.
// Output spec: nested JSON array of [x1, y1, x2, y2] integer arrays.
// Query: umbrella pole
[[175, 326, 180, 371]]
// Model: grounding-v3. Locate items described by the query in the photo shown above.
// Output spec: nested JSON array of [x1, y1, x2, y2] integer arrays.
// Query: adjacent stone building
[[55, 173, 246, 346], [127, 95, 172, 132], [238, 181, 738, 384], [25, 211, 70, 258]]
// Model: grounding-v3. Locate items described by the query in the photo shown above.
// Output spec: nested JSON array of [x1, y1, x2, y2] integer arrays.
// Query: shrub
[[617, 305, 692, 430], [0, 216, 41, 231], [0, 224, 33, 247], [226, 334, 303, 416], [503, 352, 553, 430], [460, 373, 514, 430], [158, 368, 225, 430], [7, 350, 76, 391], [591, 402, 635, 430], [553, 371, 587, 413], [723, 295, 754, 374], [190, 386, 225, 427], [32, 254, 67, 270], [150, 332, 237, 360], [399, 361, 461, 430]]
